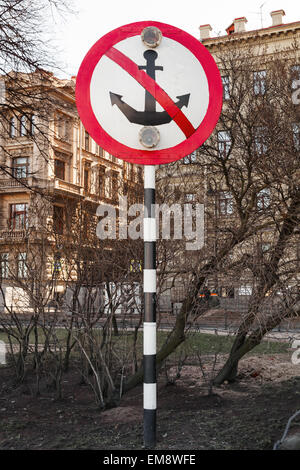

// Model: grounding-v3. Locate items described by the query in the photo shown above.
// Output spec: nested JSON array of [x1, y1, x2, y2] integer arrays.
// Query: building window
[[84, 130, 90, 152], [111, 171, 118, 199], [222, 76, 230, 100], [291, 65, 300, 89], [96, 145, 104, 158], [20, 114, 27, 136], [259, 243, 271, 254], [17, 252, 27, 278], [137, 166, 143, 182], [254, 126, 268, 155], [98, 167, 106, 198], [217, 131, 231, 158], [9, 117, 16, 138], [238, 285, 252, 296], [183, 151, 197, 164], [64, 120, 70, 141], [30, 115, 36, 136], [12, 157, 28, 179], [10, 203, 28, 230], [257, 188, 271, 211], [219, 191, 234, 215], [0, 253, 9, 279], [184, 193, 196, 202], [220, 286, 234, 298], [126, 163, 134, 181], [54, 159, 65, 180], [84, 164, 91, 193], [253, 70, 266, 95], [53, 205, 64, 234], [57, 117, 70, 141], [293, 123, 300, 150]]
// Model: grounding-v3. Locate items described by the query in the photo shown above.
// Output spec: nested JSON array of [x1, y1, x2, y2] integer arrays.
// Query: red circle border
[[75, 21, 223, 165]]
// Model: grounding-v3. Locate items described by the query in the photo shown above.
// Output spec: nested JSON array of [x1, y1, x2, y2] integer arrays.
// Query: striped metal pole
[[143, 164, 156, 448]]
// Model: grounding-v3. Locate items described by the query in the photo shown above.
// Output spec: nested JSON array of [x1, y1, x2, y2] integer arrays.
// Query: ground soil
[[0, 353, 300, 450]]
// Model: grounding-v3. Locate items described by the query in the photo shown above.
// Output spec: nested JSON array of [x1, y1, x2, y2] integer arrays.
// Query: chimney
[[233, 17, 247, 33], [270, 9, 285, 26], [199, 24, 212, 41]]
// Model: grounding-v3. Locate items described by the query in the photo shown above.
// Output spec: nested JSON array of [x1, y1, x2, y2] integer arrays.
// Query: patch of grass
[[0, 326, 289, 361], [0, 327, 69, 345], [179, 332, 289, 356]]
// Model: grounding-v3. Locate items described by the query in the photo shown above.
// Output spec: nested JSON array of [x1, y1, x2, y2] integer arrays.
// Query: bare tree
[[124, 41, 300, 391]]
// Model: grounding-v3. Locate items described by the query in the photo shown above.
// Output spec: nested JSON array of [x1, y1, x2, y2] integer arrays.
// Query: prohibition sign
[[75, 21, 223, 165]]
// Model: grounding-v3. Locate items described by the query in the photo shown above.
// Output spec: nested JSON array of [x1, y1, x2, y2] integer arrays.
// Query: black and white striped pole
[[139, 26, 163, 449], [143, 164, 157, 448]]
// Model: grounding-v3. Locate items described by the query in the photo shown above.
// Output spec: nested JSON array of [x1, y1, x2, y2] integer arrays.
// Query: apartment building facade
[[0, 70, 142, 311], [157, 9, 300, 315]]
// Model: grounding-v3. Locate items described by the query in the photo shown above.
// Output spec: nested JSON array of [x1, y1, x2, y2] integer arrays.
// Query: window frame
[[183, 151, 197, 164], [30, 115, 36, 136], [98, 166, 106, 198], [84, 163, 91, 193], [253, 70, 267, 96], [9, 116, 16, 138], [20, 114, 27, 137], [217, 130, 231, 158], [257, 188, 271, 211], [0, 253, 9, 279], [84, 130, 90, 152], [218, 191, 234, 216], [238, 285, 253, 296], [184, 193, 196, 203], [12, 157, 28, 179], [17, 252, 28, 279], [254, 126, 268, 155], [54, 159, 65, 180], [10, 203, 28, 230], [111, 170, 119, 200], [221, 75, 230, 100]]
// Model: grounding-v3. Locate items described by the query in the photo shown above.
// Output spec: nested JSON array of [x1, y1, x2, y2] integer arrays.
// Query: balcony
[[0, 178, 28, 193], [0, 229, 26, 240], [54, 178, 83, 197], [84, 192, 119, 206]]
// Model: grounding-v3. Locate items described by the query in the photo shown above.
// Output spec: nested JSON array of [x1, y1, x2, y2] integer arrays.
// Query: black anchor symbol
[[109, 50, 190, 126]]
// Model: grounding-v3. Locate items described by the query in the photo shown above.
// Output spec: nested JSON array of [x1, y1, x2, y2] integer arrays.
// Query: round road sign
[[75, 21, 223, 165]]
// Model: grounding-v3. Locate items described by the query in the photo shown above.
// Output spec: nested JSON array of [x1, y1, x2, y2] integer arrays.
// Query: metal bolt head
[[139, 126, 160, 148], [141, 26, 162, 48]]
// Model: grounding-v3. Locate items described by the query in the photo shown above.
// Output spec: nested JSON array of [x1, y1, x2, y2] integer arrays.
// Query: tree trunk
[[112, 315, 119, 336], [214, 300, 300, 385], [213, 337, 256, 384]]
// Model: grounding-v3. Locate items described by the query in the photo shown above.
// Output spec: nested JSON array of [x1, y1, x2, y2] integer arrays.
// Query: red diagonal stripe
[[105, 47, 196, 138]]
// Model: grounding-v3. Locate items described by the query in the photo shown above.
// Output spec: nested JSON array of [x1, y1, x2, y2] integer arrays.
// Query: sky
[[53, 0, 300, 77]]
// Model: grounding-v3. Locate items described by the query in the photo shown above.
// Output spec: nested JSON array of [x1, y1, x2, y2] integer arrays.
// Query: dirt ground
[[0, 353, 300, 450]]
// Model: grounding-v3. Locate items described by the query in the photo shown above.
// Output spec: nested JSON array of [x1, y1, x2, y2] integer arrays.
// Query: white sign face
[[90, 36, 209, 151], [76, 21, 223, 165]]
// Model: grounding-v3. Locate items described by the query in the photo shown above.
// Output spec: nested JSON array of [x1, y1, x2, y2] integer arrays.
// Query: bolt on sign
[[75, 21, 223, 165]]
